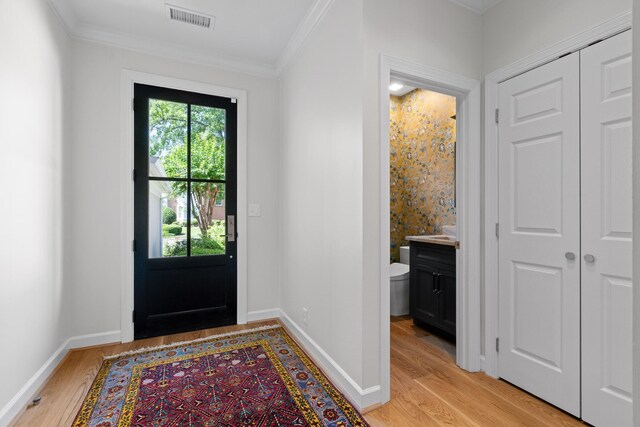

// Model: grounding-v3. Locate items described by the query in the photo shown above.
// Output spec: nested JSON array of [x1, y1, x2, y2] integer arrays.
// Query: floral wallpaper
[[390, 89, 457, 263]]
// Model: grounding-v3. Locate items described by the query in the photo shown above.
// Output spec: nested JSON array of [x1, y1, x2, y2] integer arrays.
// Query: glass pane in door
[[190, 182, 226, 256], [149, 185, 187, 258], [190, 104, 226, 180], [148, 99, 188, 178]]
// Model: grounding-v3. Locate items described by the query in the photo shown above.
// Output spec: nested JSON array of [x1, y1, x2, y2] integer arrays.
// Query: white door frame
[[483, 12, 632, 378], [379, 55, 482, 403], [119, 70, 249, 343]]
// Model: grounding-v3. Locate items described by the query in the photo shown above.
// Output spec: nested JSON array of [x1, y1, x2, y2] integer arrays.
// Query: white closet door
[[497, 52, 581, 416], [581, 30, 633, 427]]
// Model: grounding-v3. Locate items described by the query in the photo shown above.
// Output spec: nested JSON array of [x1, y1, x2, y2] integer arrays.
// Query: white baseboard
[[0, 330, 121, 427], [0, 340, 68, 427], [67, 330, 121, 350], [278, 309, 381, 411], [246, 308, 280, 322]]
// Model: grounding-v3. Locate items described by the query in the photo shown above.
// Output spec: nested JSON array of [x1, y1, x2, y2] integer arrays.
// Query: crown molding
[[446, 0, 502, 14], [73, 24, 278, 78], [275, 0, 336, 75], [45, 0, 279, 79], [46, 0, 79, 34], [481, 0, 503, 13]]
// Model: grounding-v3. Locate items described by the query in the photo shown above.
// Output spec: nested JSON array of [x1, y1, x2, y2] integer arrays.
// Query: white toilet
[[390, 246, 410, 316]]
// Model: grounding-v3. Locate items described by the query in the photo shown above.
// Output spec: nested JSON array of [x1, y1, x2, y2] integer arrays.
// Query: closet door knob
[[584, 254, 596, 263], [565, 252, 575, 261]]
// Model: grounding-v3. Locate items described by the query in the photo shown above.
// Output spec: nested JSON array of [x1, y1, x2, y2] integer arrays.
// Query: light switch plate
[[248, 204, 261, 217]]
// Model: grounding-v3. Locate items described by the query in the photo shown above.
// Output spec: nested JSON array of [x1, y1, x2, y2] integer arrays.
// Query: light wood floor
[[11, 318, 585, 427], [365, 317, 585, 427]]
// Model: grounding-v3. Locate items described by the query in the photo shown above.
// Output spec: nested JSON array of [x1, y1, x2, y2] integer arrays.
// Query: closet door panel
[[497, 52, 581, 416], [581, 30, 633, 427]]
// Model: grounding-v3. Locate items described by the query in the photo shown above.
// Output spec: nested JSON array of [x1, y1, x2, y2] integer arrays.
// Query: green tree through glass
[[149, 100, 226, 241]]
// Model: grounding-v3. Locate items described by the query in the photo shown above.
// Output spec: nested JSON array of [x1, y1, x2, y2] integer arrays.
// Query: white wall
[[482, 0, 632, 74], [362, 0, 483, 389], [632, 1, 639, 425], [0, 0, 71, 415], [64, 40, 281, 337], [279, 0, 365, 386]]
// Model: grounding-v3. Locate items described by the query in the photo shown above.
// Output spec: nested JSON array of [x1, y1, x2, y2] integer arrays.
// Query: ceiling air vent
[[166, 4, 215, 29]]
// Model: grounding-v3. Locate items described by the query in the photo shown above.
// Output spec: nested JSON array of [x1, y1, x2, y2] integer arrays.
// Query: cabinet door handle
[[432, 272, 438, 293], [436, 273, 442, 294]]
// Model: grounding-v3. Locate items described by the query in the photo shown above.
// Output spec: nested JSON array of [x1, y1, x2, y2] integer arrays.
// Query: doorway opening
[[389, 83, 458, 361], [379, 56, 481, 405]]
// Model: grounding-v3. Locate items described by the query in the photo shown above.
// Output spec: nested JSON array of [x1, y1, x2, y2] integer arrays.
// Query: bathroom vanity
[[406, 236, 457, 338]]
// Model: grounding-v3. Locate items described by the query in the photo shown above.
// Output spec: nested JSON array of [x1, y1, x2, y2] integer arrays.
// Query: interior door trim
[[119, 70, 248, 343], [483, 12, 632, 378]]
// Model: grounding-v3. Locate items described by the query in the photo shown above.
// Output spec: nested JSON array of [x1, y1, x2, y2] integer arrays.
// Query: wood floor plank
[[468, 373, 581, 426], [395, 384, 479, 427], [388, 347, 527, 426], [414, 372, 545, 427], [366, 391, 442, 427]]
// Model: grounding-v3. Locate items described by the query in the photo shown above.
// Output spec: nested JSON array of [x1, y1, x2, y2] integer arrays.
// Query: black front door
[[133, 84, 237, 339]]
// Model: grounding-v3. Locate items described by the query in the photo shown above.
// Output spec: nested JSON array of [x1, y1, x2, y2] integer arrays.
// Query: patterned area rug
[[73, 325, 369, 427]]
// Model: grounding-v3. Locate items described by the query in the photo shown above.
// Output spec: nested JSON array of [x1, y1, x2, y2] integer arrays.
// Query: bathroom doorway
[[388, 84, 458, 363], [379, 56, 482, 405]]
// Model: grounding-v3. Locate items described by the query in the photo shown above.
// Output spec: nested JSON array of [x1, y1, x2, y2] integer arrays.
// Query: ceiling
[[47, 0, 501, 78], [389, 82, 417, 97], [48, 0, 316, 76]]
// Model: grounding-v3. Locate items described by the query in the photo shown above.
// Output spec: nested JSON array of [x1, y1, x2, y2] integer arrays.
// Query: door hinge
[[132, 239, 137, 252], [495, 108, 499, 124], [496, 337, 500, 352], [495, 223, 500, 239], [132, 310, 136, 323]]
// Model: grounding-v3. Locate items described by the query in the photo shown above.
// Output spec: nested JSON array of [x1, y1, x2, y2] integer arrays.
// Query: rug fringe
[[104, 324, 281, 360]]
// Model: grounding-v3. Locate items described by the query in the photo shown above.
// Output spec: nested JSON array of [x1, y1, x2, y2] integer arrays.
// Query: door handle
[[220, 215, 235, 242], [565, 252, 576, 261], [432, 273, 442, 295], [584, 254, 596, 263]]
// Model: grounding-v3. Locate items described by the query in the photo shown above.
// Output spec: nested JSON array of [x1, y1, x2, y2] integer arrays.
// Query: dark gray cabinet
[[409, 241, 456, 337]]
